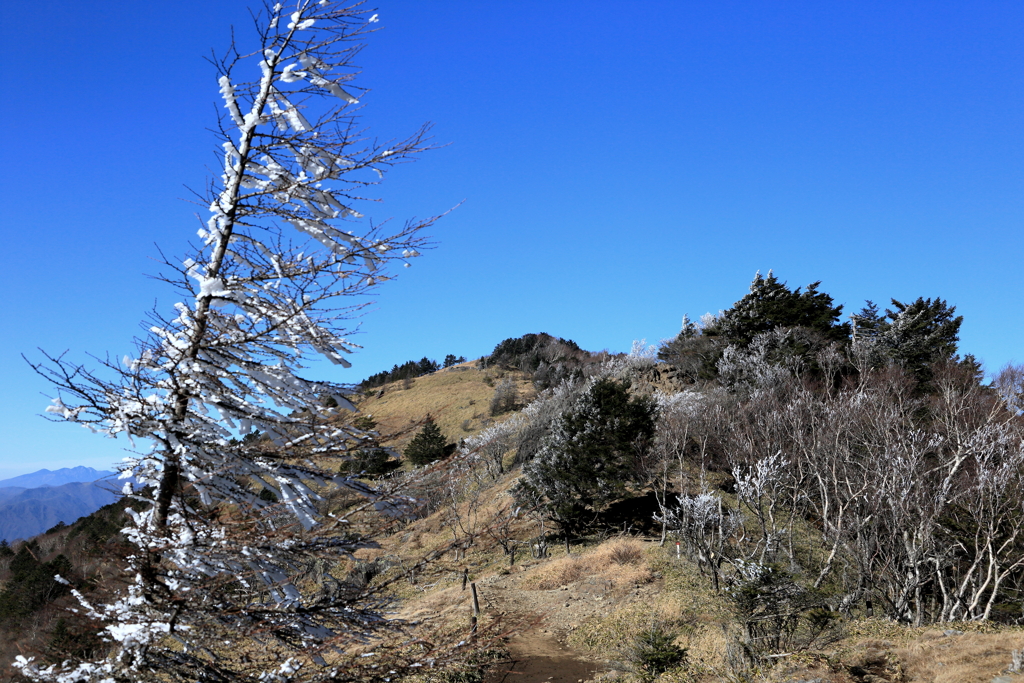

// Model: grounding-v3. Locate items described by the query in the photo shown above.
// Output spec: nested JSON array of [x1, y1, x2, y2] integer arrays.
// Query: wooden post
[[462, 567, 469, 591], [717, 496, 724, 550], [470, 582, 480, 639]]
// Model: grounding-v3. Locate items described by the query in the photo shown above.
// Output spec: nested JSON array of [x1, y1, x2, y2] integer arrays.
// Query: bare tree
[[995, 363, 1024, 416], [17, 3, 460, 681], [461, 412, 524, 478], [657, 490, 740, 591], [651, 355, 1024, 627], [489, 377, 521, 416], [440, 452, 491, 558], [483, 497, 525, 568], [649, 388, 709, 544]]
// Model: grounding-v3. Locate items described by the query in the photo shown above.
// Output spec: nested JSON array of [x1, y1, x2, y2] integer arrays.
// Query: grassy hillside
[[5, 333, 1024, 683], [343, 461, 1024, 683], [352, 362, 535, 452]]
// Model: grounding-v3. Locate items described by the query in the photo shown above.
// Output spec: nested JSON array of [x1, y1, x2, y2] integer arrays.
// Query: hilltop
[[352, 361, 535, 452], [0, 467, 114, 490], [4, 303, 1024, 682]]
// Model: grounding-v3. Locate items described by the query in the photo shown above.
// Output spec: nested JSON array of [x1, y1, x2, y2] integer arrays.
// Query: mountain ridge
[[0, 467, 120, 541], [0, 466, 115, 489]]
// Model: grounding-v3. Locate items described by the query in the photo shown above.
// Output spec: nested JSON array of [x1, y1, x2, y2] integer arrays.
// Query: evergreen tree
[[339, 448, 400, 477], [881, 297, 963, 374], [851, 297, 965, 383], [405, 416, 449, 466], [713, 271, 850, 346], [443, 354, 466, 368], [514, 378, 657, 541], [488, 333, 581, 372], [850, 300, 884, 340], [360, 356, 447, 389], [0, 543, 72, 624]]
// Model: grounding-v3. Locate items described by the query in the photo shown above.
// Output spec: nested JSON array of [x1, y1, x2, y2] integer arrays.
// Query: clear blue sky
[[1, 1, 1021, 478]]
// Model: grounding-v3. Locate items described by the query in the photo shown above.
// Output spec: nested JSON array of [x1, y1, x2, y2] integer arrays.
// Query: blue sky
[[0, 1, 1021, 478]]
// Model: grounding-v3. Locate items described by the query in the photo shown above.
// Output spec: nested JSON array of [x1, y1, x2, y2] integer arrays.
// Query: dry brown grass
[[567, 545, 740, 680], [891, 628, 1024, 683], [353, 365, 534, 451], [403, 584, 469, 620], [604, 537, 646, 566], [526, 537, 653, 590]]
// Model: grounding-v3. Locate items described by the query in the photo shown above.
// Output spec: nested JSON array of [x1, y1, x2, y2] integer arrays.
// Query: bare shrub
[[489, 377, 520, 416]]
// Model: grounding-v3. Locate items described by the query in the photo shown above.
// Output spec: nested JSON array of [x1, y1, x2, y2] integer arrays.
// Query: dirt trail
[[473, 566, 626, 682], [482, 630, 606, 683]]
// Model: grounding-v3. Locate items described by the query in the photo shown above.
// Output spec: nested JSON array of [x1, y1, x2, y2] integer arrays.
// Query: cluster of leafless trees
[[654, 359, 1024, 626]]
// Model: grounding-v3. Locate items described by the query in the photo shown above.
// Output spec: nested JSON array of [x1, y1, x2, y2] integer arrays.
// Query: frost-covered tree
[[18, 3, 459, 681], [878, 297, 963, 382], [513, 378, 656, 547], [995, 363, 1024, 416]]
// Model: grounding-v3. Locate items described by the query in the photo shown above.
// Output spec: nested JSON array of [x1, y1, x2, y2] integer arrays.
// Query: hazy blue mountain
[[0, 481, 120, 542], [0, 486, 28, 504], [0, 466, 115, 489]]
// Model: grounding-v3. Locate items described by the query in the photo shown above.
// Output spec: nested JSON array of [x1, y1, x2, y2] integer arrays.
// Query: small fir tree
[[405, 416, 449, 466]]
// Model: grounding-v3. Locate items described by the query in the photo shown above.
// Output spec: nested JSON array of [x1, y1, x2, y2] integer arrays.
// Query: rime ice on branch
[[21, 3, 441, 681]]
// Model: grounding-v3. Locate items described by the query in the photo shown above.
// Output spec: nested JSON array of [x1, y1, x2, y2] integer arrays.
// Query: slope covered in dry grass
[[339, 362, 1024, 682], [352, 362, 534, 452]]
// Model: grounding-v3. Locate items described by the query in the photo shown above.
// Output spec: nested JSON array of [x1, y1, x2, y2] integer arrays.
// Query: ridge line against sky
[[0, 0, 1020, 478]]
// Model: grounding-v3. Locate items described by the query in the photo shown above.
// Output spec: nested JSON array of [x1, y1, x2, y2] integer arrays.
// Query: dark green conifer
[[404, 416, 449, 466], [514, 378, 657, 540], [713, 271, 850, 346]]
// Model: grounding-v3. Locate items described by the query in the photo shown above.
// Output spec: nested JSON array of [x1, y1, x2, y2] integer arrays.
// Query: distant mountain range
[[0, 467, 120, 542], [0, 466, 115, 489]]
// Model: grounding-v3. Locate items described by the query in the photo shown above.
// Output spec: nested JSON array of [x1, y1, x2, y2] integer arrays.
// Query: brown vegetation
[[352, 363, 534, 452]]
